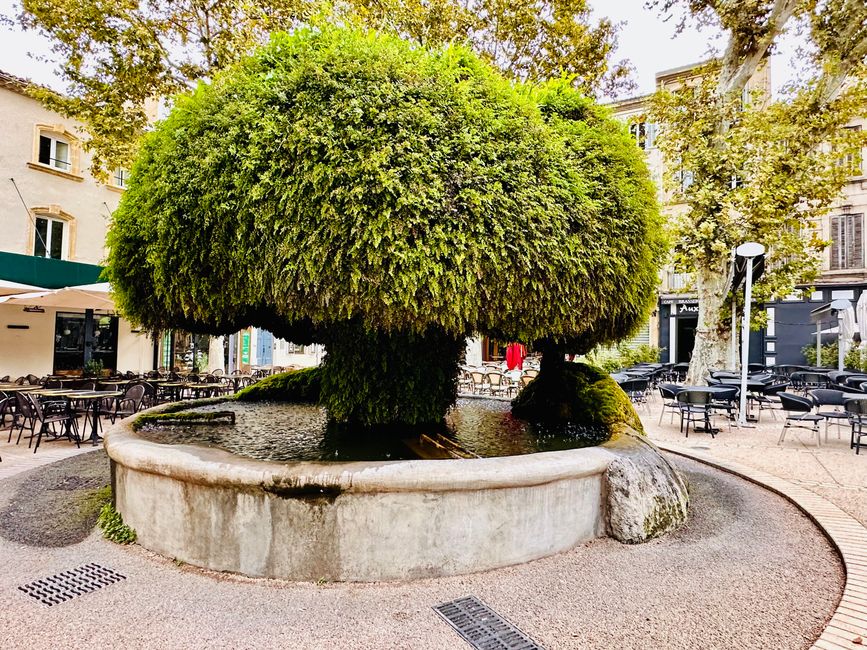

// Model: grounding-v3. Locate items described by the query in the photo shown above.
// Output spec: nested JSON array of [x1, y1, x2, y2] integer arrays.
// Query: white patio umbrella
[[857, 291, 867, 337], [0, 279, 48, 297], [0, 282, 114, 310], [841, 306, 857, 341], [840, 305, 857, 368]]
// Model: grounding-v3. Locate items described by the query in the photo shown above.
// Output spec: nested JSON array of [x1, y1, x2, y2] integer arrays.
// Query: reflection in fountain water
[[138, 398, 610, 462]]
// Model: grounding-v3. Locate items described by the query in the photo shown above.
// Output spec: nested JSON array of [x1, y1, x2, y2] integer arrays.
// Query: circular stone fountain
[[105, 399, 688, 582], [102, 27, 685, 583]]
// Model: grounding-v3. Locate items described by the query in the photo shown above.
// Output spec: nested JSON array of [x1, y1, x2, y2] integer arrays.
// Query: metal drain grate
[[433, 595, 544, 650], [19, 564, 126, 606]]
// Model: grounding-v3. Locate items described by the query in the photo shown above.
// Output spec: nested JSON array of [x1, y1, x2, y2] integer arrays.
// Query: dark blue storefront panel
[[769, 301, 816, 366]]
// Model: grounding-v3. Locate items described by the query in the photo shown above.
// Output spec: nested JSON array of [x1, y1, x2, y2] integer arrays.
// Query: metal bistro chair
[[657, 383, 682, 425], [778, 392, 823, 447], [843, 398, 867, 455], [708, 386, 739, 432], [809, 389, 850, 443], [15, 392, 80, 453], [675, 389, 714, 438], [110, 384, 146, 424], [620, 378, 649, 411], [751, 381, 789, 421]]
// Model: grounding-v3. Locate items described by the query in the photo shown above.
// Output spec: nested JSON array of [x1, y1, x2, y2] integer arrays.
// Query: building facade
[[0, 70, 158, 377], [608, 61, 867, 368]]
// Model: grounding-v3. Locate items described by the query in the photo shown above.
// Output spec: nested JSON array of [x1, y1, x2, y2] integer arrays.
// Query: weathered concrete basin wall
[[106, 407, 687, 581]]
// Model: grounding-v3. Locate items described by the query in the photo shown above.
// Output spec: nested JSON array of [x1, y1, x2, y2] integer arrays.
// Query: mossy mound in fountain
[[511, 362, 643, 434], [235, 368, 322, 403]]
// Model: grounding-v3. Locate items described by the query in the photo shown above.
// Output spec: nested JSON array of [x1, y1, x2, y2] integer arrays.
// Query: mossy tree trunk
[[319, 322, 465, 429]]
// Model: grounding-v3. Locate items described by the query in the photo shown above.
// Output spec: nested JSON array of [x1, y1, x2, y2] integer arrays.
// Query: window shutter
[[830, 214, 864, 270], [851, 214, 864, 269], [38, 136, 51, 165]]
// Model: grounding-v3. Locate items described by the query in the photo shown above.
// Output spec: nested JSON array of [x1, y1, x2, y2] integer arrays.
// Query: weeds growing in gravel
[[97, 500, 137, 545]]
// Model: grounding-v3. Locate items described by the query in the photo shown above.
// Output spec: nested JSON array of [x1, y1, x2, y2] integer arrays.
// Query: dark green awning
[[0, 251, 104, 289]]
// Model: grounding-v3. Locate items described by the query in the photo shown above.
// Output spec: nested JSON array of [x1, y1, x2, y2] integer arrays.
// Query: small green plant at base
[[83, 358, 104, 377], [98, 501, 137, 544]]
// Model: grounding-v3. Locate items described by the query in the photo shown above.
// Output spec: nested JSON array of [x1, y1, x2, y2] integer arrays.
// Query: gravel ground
[[0, 450, 109, 547], [0, 454, 842, 649]]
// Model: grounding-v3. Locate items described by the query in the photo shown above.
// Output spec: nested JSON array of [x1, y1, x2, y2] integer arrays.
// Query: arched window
[[29, 124, 83, 180], [29, 205, 77, 260]]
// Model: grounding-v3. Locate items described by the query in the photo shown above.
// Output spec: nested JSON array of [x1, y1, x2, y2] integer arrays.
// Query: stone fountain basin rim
[[105, 400, 624, 493]]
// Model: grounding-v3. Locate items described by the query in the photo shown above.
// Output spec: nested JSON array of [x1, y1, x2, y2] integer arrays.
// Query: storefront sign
[[241, 331, 250, 364], [676, 303, 700, 315]]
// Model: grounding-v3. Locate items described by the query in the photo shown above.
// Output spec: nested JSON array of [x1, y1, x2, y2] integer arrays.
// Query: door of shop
[[676, 316, 698, 363]]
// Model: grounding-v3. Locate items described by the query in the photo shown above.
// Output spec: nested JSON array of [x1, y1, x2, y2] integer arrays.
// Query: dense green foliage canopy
[[107, 25, 662, 355], [14, 0, 631, 177]]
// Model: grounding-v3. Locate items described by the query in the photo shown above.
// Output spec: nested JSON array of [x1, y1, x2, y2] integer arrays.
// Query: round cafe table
[[65, 390, 122, 445]]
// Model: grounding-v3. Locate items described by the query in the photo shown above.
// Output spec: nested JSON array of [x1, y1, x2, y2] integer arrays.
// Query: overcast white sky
[[0, 0, 802, 97]]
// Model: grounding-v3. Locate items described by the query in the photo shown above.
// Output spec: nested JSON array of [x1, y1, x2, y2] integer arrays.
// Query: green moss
[[97, 498, 137, 545], [511, 362, 643, 434], [135, 410, 236, 428], [235, 367, 322, 403]]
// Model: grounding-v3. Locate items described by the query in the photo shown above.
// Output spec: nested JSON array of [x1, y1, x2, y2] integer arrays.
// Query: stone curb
[[656, 441, 867, 650]]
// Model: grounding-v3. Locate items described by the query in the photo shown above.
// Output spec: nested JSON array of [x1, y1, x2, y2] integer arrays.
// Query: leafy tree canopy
[[106, 25, 663, 353], [646, 0, 867, 382], [9, 0, 632, 178]]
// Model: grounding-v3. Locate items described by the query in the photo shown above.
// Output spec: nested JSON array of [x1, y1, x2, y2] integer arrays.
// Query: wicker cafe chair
[[485, 372, 511, 397], [469, 371, 488, 395], [778, 392, 822, 447]]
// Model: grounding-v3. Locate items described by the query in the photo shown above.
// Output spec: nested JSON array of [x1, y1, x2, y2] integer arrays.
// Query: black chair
[[843, 398, 867, 455], [708, 386, 739, 431], [751, 381, 789, 421], [657, 383, 682, 425], [110, 384, 146, 423], [675, 389, 715, 437], [619, 379, 649, 408], [671, 363, 690, 382], [15, 392, 79, 452], [778, 392, 822, 446], [809, 389, 849, 443]]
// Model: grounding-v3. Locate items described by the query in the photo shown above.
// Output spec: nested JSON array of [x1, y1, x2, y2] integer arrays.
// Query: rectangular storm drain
[[434, 595, 545, 650], [18, 563, 126, 606]]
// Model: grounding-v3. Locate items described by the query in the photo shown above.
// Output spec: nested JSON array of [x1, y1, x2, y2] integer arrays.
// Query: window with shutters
[[830, 213, 864, 270]]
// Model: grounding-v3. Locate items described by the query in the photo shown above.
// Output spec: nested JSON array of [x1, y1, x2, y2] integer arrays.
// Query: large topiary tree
[[107, 25, 664, 429]]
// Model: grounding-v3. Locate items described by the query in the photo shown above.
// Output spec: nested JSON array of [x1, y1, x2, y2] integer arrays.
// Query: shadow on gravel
[[0, 450, 111, 547]]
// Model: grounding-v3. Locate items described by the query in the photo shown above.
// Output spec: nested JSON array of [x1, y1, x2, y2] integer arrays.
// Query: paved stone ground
[[640, 395, 867, 527], [0, 430, 94, 481], [0, 451, 842, 649]]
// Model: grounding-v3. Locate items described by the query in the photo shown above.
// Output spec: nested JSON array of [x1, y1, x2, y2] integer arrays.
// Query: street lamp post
[[736, 242, 766, 427]]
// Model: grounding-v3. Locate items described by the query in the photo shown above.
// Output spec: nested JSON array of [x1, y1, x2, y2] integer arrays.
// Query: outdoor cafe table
[[63, 390, 122, 445], [222, 374, 252, 392], [0, 384, 37, 392], [185, 383, 222, 398]]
